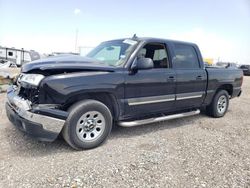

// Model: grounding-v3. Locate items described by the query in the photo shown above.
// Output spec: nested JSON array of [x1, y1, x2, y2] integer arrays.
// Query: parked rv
[[0, 46, 40, 67]]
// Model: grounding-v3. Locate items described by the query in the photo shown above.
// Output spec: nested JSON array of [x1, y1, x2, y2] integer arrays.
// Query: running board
[[118, 109, 200, 127]]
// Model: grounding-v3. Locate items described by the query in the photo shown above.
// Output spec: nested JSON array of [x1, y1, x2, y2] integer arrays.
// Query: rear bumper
[[232, 87, 242, 98], [5, 86, 67, 142], [237, 90, 242, 97]]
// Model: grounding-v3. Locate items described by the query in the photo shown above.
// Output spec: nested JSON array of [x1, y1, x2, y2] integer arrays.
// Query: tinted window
[[172, 44, 200, 69]]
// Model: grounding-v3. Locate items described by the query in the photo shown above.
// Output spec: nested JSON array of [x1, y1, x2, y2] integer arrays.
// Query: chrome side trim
[[127, 92, 206, 106], [6, 86, 65, 133], [119, 109, 200, 127], [176, 92, 204, 101], [220, 79, 234, 83], [176, 95, 202, 100], [128, 94, 175, 106], [206, 90, 215, 94]]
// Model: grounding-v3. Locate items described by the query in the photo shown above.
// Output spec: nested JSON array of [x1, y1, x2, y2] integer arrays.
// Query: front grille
[[18, 86, 39, 104]]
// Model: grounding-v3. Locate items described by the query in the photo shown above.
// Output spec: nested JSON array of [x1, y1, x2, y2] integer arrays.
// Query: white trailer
[[0, 46, 40, 67]]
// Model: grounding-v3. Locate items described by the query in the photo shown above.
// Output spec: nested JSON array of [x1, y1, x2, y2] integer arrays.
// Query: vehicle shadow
[[5, 113, 210, 157], [4, 123, 75, 157], [110, 113, 209, 140]]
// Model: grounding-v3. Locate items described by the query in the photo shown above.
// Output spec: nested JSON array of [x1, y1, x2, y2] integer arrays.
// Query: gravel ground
[[0, 76, 249, 188]]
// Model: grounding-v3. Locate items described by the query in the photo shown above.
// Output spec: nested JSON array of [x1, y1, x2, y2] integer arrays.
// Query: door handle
[[167, 76, 176, 82], [196, 75, 203, 80]]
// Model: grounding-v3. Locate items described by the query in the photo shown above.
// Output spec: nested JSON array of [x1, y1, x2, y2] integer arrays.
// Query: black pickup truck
[[240, 65, 250, 76], [6, 37, 243, 150]]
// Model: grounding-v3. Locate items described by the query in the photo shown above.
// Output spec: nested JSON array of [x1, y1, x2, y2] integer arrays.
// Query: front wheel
[[62, 100, 113, 150], [206, 90, 229, 118]]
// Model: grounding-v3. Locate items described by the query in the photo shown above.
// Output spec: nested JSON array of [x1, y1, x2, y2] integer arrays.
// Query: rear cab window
[[172, 44, 200, 69]]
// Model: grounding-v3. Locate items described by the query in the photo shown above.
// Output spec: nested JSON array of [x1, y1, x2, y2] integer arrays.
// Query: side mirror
[[132, 57, 154, 71]]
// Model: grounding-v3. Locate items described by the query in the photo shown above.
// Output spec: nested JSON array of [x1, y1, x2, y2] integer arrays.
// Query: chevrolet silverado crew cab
[[6, 37, 243, 150]]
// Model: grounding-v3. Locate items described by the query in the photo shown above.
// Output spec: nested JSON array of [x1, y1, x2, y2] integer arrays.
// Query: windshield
[[86, 39, 138, 67]]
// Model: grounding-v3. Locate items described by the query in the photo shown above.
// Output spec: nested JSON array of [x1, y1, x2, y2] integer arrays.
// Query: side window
[[172, 44, 200, 69], [153, 49, 167, 61], [137, 43, 169, 69], [8, 51, 13, 56]]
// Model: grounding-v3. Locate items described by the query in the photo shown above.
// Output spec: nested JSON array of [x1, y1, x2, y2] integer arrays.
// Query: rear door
[[171, 43, 207, 109]]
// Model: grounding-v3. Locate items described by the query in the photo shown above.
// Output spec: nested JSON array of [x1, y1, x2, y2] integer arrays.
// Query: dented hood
[[21, 55, 116, 73]]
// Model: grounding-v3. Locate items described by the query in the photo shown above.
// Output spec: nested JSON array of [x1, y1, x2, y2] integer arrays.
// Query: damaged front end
[[5, 73, 68, 142]]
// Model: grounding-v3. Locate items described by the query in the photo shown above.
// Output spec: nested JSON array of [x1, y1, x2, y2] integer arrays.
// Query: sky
[[0, 0, 250, 64]]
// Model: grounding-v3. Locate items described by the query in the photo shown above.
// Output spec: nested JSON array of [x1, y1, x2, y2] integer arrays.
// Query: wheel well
[[216, 84, 233, 96], [64, 92, 120, 120]]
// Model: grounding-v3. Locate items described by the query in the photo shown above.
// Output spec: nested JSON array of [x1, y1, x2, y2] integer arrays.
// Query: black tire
[[206, 90, 229, 118], [62, 100, 113, 150]]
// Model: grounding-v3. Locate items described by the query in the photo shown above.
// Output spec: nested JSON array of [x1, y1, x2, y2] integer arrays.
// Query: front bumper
[[5, 86, 67, 142]]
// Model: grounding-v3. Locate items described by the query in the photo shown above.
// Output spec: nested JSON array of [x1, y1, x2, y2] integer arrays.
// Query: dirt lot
[[0, 76, 249, 188]]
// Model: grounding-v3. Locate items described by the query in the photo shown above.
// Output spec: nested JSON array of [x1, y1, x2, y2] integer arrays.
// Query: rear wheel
[[206, 90, 229, 118], [62, 100, 113, 150]]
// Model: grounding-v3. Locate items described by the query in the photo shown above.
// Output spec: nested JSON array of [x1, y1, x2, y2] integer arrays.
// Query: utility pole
[[75, 28, 78, 53]]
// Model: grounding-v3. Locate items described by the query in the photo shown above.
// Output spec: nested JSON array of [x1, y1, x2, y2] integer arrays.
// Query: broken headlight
[[20, 74, 45, 86]]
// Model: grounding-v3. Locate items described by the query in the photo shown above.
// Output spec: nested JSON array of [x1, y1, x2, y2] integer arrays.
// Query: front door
[[124, 42, 176, 119]]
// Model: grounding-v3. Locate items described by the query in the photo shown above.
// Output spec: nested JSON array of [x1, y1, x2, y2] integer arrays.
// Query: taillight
[[240, 76, 243, 87]]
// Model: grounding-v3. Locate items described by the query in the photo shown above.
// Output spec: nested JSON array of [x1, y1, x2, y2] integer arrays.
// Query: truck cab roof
[[105, 37, 197, 46]]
